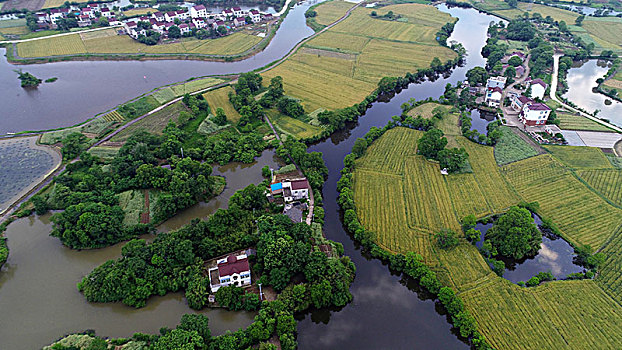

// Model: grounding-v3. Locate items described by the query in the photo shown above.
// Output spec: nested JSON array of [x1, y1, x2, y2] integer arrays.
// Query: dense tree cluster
[[417, 128, 469, 173], [485, 206, 542, 260], [14, 69, 42, 88], [505, 18, 536, 41]]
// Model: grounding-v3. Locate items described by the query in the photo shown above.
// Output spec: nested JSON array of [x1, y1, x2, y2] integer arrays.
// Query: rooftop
[[218, 255, 250, 276]]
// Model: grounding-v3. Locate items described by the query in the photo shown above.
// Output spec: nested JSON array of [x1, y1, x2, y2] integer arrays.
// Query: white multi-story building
[[249, 10, 261, 23], [486, 76, 507, 89], [485, 86, 503, 108], [520, 102, 551, 126], [208, 253, 252, 292], [190, 5, 207, 18]]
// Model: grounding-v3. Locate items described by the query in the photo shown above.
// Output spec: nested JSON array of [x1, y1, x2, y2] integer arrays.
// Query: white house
[[190, 5, 207, 18], [222, 9, 233, 18], [192, 17, 207, 29], [164, 11, 177, 22], [527, 78, 548, 100], [152, 11, 165, 22], [175, 9, 189, 20], [212, 20, 225, 30], [281, 178, 310, 203], [49, 8, 69, 25], [78, 14, 91, 26], [100, 8, 112, 18], [486, 76, 507, 89], [249, 10, 261, 23], [511, 95, 533, 112], [208, 253, 252, 292], [232, 6, 243, 17], [485, 86, 503, 107], [520, 102, 551, 126], [35, 12, 49, 23], [233, 16, 246, 26]]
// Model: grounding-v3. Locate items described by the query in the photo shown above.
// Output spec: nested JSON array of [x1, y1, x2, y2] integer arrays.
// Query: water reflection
[[0, 151, 280, 349], [0, 1, 317, 134], [564, 59, 622, 127]]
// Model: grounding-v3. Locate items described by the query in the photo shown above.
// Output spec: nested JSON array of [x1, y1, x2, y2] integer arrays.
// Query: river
[[0, 150, 284, 349], [0, 3, 503, 349], [297, 5, 501, 349], [564, 59, 622, 127], [0, 1, 317, 135]]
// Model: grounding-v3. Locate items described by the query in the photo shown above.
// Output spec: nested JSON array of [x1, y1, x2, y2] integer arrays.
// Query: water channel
[[563, 59, 622, 127], [0, 4, 505, 349], [0, 1, 316, 135]]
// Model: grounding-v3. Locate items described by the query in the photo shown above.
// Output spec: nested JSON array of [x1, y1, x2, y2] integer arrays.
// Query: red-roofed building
[[190, 4, 207, 18], [511, 94, 533, 112], [209, 253, 252, 292], [222, 8, 233, 18], [520, 102, 551, 126], [234, 16, 246, 26], [232, 6, 243, 17], [280, 177, 310, 202], [527, 78, 548, 100], [249, 10, 261, 23], [152, 11, 165, 21], [213, 20, 225, 29], [485, 86, 503, 107]]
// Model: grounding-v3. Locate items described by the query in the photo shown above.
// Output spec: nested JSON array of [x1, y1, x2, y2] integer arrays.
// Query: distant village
[[26, 2, 275, 44], [123, 5, 274, 41]]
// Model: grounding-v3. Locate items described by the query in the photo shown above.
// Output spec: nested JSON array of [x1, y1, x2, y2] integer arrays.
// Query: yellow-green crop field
[[572, 17, 622, 53], [556, 111, 616, 132], [352, 127, 622, 349], [152, 77, 223, 103], [121, 7, 157, 17], [576, 169, 622, 206], [493, 3, 578, 23], [266, 110, 324, 140], [118, 189, 146, 226], [264, 3, 456, 112], [312, 0, 354, 27], [202, 86, 242, 123], [111, 101, 187, 142], [17, 30, 262, 57], [407, 102, 449, 118], [43, 0, 88, 8], [501, 154, 622, 249], [544, 145, 613, 169]]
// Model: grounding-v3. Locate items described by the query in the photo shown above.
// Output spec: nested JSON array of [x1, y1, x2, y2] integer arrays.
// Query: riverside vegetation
[[339, 101, 622, 349]]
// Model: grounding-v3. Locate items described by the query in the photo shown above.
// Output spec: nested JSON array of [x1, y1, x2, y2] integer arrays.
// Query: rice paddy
[[352, 126, 622, 349], [16, 30, 263, 58], [266, 110, 324, 140], [493, 126, 539, 165], [556, 111, 616, 132], [110, 101, 188, 142], [153, 78, 223, 104], [202, 86, 242, 123], [493, 3, 579, 23], [263, 3, 456, 112], [571, 16, 622, 53], [312, 0, 355, 27], [576, 169, 622, 206], [544, 145, 613, 169]]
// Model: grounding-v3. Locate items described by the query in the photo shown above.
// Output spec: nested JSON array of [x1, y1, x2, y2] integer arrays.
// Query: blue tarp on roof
[[270, 183, 282, 191]]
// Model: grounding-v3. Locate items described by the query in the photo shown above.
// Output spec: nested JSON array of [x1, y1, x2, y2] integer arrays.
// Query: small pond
[[469, 109, 496, 134], [475, 214, 584, 283]]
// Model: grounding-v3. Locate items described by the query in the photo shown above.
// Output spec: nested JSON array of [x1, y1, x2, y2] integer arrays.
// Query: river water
[[0, 4, 504, 349], [563, 59, 622, 127], [0, 1, 316, 134], [0, 150, 285, 349], [297, 5, 501, 349]]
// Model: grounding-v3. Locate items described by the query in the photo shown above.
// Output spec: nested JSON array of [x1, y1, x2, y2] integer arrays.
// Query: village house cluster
[[123, 5, 274, 40], [32, 3, 122, 29]]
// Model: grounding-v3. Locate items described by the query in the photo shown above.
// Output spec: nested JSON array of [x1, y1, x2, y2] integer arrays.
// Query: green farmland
[[263, 3, 457, 112], [352, 126, 622, 349]]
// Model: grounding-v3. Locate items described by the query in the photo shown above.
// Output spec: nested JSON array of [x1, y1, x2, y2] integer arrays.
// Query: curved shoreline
[[3, 0, 295, 65]]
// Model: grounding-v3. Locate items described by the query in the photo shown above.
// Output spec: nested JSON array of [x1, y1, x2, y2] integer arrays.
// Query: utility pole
[[258, 283, 263, 300], [180, 147, 184, 158]]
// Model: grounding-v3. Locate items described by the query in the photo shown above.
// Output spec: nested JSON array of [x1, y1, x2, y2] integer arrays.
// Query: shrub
[[436, 229, 459, 250]]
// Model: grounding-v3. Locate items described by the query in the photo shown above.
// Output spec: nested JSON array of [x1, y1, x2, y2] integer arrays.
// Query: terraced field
[[352, 127, 622, 349], [264, 3, 456, 111]]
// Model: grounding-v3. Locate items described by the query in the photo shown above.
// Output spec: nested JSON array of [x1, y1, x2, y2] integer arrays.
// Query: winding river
[[0, 3, 503, 349]]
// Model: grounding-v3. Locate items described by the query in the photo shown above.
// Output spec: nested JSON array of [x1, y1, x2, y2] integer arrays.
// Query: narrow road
[[551, 54, 622, 133]]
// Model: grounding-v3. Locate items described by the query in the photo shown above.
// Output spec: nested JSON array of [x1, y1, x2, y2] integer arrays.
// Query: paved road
[[501, 54, 531, 127], [551, 54, 622, 133]]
